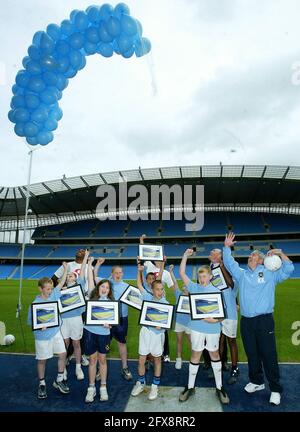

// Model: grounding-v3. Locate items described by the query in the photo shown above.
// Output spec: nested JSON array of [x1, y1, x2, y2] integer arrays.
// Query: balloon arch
[[8, 3, 151, 146]]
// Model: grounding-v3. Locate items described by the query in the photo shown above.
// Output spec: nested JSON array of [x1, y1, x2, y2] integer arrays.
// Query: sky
[[1, 0, 300, 187]]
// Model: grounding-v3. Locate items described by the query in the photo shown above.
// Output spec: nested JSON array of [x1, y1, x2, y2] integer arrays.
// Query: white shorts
[[35, 331, 66, 360], [139, 326, 165, 358], [191, 330, 220, 352], [61, 315, 83, 340], [174, 322, 191, 335], [221, 319, 238, 338]]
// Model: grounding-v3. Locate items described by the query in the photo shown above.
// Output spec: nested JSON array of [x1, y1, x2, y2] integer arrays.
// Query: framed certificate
[[58, 284, 86, 314], [31, 301, 59, 331], [211, 266, 228, 291], [139, 244, 164, 262], [120, 285, 143, 310], [176, 295, 191, 314], [85, 300, 119, 326], [190, 292, 225, 320], [139, 301, 174, 330]]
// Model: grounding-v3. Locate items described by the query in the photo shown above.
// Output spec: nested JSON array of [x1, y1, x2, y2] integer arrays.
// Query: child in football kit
[[168, 265, 191, 370], [131, 266, 169, 401], [60, 250, 90, 381], [84, 257, 114, 403], [27, 262, 69, 399], [179, 249, 230, 404]]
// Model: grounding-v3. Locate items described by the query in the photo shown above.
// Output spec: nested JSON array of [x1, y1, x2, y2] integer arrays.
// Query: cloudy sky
[[1, 0, 300, 187]]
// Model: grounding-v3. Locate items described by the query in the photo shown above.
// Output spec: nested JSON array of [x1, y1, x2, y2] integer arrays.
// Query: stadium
[[0, 164, 300, 412]]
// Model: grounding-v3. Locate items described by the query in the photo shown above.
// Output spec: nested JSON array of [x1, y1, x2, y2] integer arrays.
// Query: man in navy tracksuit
[[223, 232, 294, 406]]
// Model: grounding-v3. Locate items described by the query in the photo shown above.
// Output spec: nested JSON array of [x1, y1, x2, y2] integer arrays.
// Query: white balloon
[[4, 334, 15, 345], [264, 255, 282, 272]]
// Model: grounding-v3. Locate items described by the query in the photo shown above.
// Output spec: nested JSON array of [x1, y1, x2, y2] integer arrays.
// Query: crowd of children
[[28, 234, 239, 406]]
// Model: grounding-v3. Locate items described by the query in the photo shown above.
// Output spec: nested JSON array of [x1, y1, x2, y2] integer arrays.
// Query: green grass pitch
[[0, 279, 299, 362]]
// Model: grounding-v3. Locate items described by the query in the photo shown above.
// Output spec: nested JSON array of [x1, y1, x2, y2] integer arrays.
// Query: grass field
[[0, 279, 299, 362]]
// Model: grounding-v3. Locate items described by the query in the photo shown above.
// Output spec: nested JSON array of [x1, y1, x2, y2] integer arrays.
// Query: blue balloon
[[11, 95, 25, 109], [120, 14, 138, 36], [40, 33, 55, 54], [114, 3, 130, 18], [28, 76, 46, 93], [40, 55, 58, 70], [31, 107, 48, 123], [47, 23, 61, 41], [74, 11, 89, 31], [98, 22, 114, 43], [78, 56, 87, 71], [61, 20, 74, 36], [33, 31, 44, 46], [99, 4, 114, 21], [122, 46, 134, 58], [135, 37, 151, 57], [26, 60, 42, 75], [40, 87, 58, 105], [49, 105, 63, 121], [26, 137, 38, 145], [22, 56, 31, 68], [57, 57, 70, 73], [56, 40, 70, 56], [97, 42, 113, 58], [44, 118, 58, 131], [70, 9, 81, 22], [14, 123, 25, 137], [65, 66, 77, 78], [37, 130, 53, 145], [16, 71, 30, 88], [25, 93, 40, 109], [56, 74, 68, 91], [105, 17, 121, 37], [112, 39, 121, 55], [85, 27, 100, 43], [118, 34, 133, 54], [136, 19, 143, 37], [14, 108, 30, 123], [84, 41, 97, 55], [12, 84, 20, 95], [28, 45, 41, 61], [8, 110, 16, 123], [24, 122, 39, 137], [69, 50, 83, 69], [69, 32, 85, 50], [86, 6, 100, 23], [43, 71, 58, 86]]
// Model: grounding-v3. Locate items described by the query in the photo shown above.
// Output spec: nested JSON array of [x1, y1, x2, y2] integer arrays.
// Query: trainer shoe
[[269, 392, 281, 406], [81, 355, 89, 367], [100, 386, 109, 401], [148, 384, 158, 401], [216, 387, 230, 404], [244, 382, 265, 393], [163, 355, 171, 363], [38, 384, 47, 399], [228, 367, 239, 385], [76, 366, 84, 381], [179, 387, 195, 402], [122, 367, 133, 381], [175, 358, 182, 370], [53, 380, 70, 394], [85, 386, 96, 403], [131, 381, 145, 397]]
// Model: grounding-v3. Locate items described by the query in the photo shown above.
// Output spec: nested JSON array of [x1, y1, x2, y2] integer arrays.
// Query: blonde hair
[[198, 265, 212, 275], [38, 277, 53, 289]]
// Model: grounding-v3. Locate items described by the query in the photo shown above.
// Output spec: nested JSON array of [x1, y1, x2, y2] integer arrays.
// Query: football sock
[[76, 363, 82, 371], [57, 373, 64, 383], [152, 376, 161, 386], [138, 375, 146, 385], [89, 383, 95, 388], [188, 362, 200, 389], [211, 359, 222, 390], [39, 379, 45, 386]]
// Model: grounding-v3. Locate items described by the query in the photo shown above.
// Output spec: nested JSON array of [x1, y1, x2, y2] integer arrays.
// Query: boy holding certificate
[[27, 262, 69, 399]]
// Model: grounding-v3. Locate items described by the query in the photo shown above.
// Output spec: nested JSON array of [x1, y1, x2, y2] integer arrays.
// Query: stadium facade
[[0, 164, 300, 280]]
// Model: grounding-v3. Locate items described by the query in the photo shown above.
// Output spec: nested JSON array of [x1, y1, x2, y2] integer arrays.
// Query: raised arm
[[267, 249, 294, 284], [94, 257, 105, 280], [222, 233, 244, 283], [79, 249, 89, 280], [168, 264, 178, 292], [136, 259, 145, 293], [56, 262, 68, 290], [87, 256, 95, 294], [139, 234, 146, 244], [179, 248, 194, 287]]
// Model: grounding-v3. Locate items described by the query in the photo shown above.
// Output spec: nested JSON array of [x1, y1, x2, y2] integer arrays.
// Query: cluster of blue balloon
[[8, 3, 151, 146]]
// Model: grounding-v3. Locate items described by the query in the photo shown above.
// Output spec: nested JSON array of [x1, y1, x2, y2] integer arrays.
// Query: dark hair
[[89, 279, 114, 301], [146, 272, 155, 280]]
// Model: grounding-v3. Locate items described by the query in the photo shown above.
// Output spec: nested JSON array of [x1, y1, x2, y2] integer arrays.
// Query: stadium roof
[[1, 164, 300, 231]]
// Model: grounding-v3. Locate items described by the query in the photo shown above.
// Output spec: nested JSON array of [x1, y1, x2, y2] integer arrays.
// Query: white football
[[4, 334, 15, 345], [264, 255, 282, 272]]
